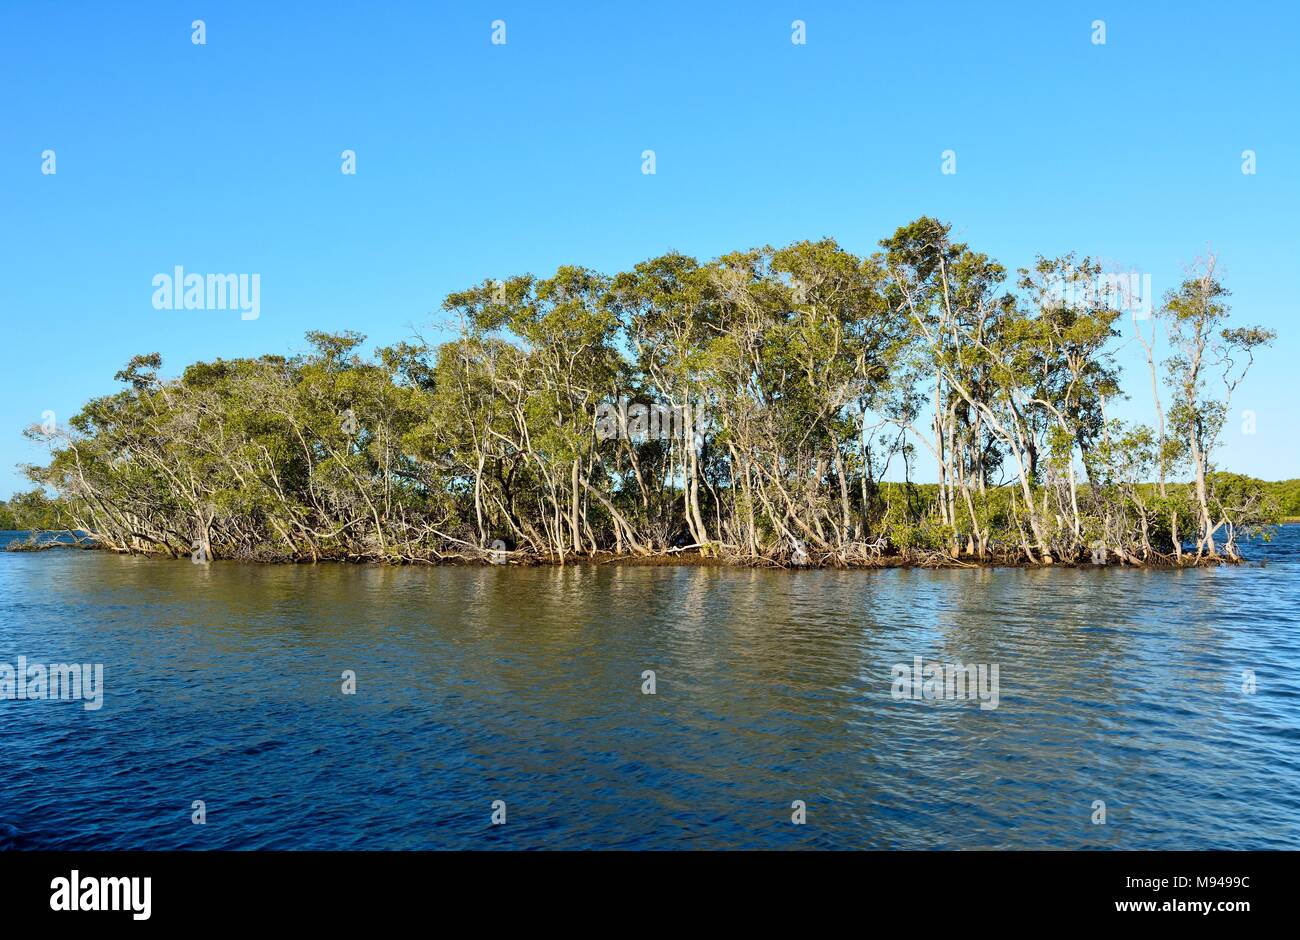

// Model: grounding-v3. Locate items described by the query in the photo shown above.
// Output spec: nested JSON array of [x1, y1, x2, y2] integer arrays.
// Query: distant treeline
[[0, 491, 63, 531], [16, 218, 1282, 566], [1263, 479, 1300, 519]]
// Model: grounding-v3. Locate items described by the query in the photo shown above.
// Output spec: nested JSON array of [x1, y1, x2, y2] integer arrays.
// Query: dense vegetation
[[0, 491, 61, 531], [1267, 478, 1300, 519], [16, 218, 1283, 566]]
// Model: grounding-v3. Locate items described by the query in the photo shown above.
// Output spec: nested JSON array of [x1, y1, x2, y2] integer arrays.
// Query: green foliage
[[0, 490, 64, 531], [17, 221, 1283, 565]]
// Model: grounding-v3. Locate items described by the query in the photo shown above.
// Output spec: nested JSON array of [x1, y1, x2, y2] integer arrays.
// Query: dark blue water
[[1, 528, 1298, 849]]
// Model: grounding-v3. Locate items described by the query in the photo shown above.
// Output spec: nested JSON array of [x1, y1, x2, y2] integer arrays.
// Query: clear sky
[[2, 0, 1297, 497]]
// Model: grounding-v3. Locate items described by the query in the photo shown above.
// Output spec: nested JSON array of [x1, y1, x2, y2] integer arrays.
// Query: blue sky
[[1, 0, 1297, 496]]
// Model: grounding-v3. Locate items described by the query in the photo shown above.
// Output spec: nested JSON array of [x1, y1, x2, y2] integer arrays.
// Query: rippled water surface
[[1, 529, 1298, 850]]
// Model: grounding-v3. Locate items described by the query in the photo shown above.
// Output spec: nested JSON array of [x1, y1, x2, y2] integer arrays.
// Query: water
[[1, 528, 1298, 850]]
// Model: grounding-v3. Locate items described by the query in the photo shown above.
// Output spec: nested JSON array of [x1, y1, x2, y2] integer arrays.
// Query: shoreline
[[5, 535, 1266, 571]]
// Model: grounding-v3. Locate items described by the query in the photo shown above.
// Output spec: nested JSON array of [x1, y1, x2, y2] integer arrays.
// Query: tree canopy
[[17, 218, 1280, 566]]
